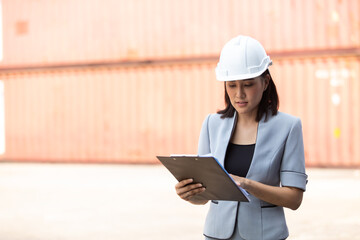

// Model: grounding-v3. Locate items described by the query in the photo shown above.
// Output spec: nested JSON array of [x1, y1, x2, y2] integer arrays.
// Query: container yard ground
[[0, 163, 359, 240]]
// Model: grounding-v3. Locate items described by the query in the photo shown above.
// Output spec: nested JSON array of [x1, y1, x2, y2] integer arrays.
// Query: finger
[[175, 179, 193, 189], [176, 183, 203, 195], [181, 187, 206, 201], [179, 184, 204, 197], [228, 175, 241, 187]]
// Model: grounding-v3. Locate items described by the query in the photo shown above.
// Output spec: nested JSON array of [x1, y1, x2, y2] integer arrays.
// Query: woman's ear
[[263, 74, 270, 91]]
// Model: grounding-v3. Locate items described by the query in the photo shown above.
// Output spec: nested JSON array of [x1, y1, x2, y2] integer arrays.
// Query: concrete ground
[[0, 163, 359, 240]]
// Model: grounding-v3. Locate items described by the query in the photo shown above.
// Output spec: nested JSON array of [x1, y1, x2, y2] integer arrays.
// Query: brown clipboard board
[[156, 155, 250, 202]]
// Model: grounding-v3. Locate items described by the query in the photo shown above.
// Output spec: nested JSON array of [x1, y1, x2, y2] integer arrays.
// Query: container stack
[[0, 0, 359, 166]]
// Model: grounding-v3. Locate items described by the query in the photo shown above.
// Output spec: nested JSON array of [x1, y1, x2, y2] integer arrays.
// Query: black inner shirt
[[224, 143, 255, 177]]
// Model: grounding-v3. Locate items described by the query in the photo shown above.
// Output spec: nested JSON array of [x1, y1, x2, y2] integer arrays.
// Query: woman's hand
[[175, 179, 208, 205], [230, 174, 303, 210], [230, 174, 250, 189]]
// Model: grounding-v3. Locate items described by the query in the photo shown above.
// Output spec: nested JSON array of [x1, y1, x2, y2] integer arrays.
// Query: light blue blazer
[[198, 112, 307, 240]]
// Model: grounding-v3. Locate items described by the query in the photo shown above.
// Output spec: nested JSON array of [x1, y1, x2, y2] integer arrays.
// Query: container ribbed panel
[[1, 0, 359, 67]]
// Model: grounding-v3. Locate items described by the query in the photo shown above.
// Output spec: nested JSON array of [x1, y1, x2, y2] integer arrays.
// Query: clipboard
[[156, 155, 250, 202]]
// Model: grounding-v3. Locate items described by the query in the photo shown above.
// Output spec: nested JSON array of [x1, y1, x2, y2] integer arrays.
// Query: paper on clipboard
[[157, 155, 250, 202]]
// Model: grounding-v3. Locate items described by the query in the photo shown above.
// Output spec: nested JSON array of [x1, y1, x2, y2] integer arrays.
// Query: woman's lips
[[236, 101, 248, 107]]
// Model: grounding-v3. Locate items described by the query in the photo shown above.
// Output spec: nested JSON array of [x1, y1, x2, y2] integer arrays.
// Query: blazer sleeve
[[197, 114, 211, 155], [280, 118, 308, 191]]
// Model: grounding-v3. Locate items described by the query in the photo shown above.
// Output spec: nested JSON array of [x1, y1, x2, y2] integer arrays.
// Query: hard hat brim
[[215, 61, 272, 81]]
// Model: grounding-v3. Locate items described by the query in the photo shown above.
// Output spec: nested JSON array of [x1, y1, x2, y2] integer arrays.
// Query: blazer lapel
[[217, 113, 237, 167], [246, 115, 267, 181]]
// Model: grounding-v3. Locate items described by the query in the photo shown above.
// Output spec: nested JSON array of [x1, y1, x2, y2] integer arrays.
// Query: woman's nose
[[236, 86, 245, 98]]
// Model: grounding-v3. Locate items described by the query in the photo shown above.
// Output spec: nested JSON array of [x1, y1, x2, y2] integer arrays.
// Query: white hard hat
[[215, 35, 272, 81]]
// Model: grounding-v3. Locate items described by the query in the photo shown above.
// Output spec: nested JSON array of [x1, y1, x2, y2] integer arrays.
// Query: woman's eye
[[228, 84, 236, 88], [244, 84, 253, 87]]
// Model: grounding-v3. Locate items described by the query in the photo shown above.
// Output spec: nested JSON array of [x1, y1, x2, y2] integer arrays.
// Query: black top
[[224, 143, 255, 177]]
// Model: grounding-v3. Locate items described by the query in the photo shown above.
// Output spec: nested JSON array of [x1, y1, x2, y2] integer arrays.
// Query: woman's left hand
[[230, 174, 303, 210], [230, 174, 249, 189]]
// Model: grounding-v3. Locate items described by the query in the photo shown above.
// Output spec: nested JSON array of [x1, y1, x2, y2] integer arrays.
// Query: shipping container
[[0, 63, 223, 163], [0, 56, 359, 167], [1, 0, 359, 67], [272, 56, 360, 167], [1, 0, 359, 167]]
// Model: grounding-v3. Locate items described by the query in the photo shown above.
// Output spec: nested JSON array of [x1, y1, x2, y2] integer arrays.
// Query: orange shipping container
[[1, 0, 359, 67], [0, 56, 360, 167], [0, 63, 223, 163], [272, 57, 360, 167]]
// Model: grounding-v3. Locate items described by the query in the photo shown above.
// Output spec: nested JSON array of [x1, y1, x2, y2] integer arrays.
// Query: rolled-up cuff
[[281, 171, 308, 191]]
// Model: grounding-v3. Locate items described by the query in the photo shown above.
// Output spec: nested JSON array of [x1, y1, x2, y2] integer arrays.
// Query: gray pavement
[[0, 163, 359, 240]]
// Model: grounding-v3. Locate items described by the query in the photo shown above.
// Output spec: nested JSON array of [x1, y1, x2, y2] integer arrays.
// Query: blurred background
[[0, 0, 359, 166], [0, 0, 359, 239]]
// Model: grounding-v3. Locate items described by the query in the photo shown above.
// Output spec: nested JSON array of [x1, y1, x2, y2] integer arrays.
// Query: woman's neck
[[231, 112, 259, 145], [236, 111, 257, 127]]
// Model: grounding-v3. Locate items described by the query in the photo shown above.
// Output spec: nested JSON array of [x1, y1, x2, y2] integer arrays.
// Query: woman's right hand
[[175, 179, 208, 205]]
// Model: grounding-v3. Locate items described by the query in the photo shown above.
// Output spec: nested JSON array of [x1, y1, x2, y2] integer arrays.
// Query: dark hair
[[217, 69, 279, 122]]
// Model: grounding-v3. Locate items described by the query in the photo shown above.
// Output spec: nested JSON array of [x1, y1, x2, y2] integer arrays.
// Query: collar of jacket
[[215, 111, 270, 182]]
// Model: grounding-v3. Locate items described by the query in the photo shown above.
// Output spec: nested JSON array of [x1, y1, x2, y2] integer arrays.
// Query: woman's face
[[225, 76, 269, 117]]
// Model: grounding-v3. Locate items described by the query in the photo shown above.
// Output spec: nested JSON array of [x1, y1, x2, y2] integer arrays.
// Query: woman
[[175, 35, 308, 240]]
